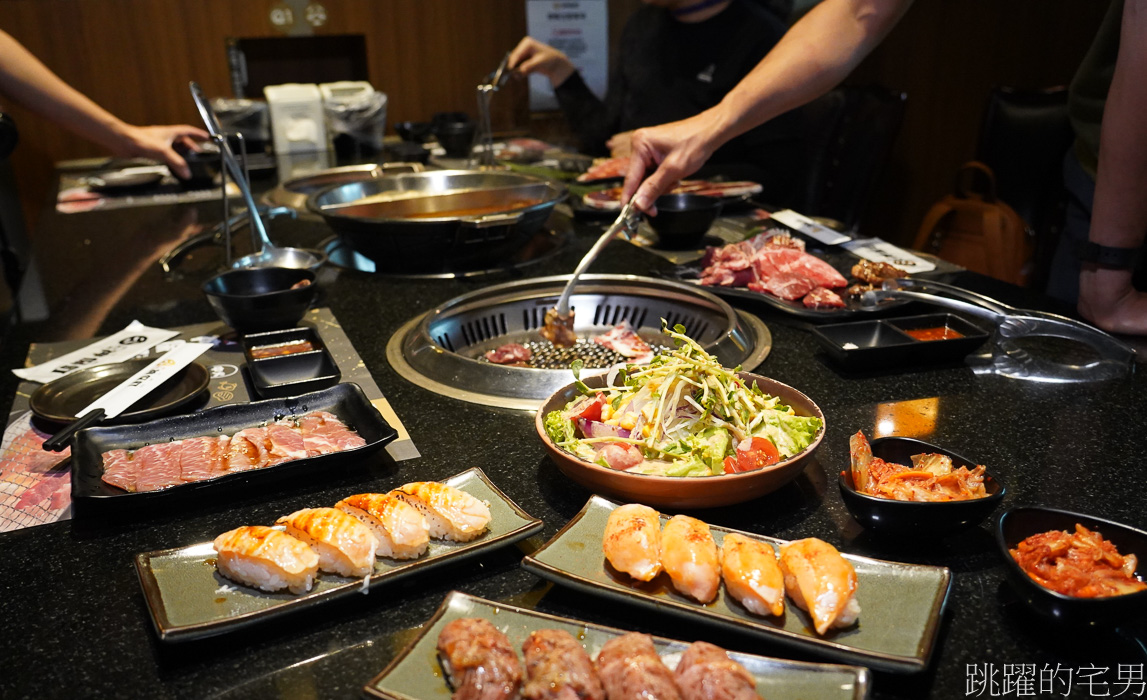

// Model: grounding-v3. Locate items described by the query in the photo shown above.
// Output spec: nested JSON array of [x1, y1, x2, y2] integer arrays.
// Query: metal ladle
[[188, 82, 323, 271]]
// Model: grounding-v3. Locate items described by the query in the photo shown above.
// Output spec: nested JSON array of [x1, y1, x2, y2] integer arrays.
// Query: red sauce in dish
[[250, 340, 315, 359], [905, 326, 963, 342]]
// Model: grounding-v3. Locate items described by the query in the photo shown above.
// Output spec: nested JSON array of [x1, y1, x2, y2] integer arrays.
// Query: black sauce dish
[[644, 193, 722, 250], [996, 506, 1147, 628], [202, 267, 317, 334], [241, 327, 341, 399], [839, 436, 1005, 537]]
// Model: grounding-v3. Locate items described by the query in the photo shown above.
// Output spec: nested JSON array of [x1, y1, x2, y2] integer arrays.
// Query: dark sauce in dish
[[250, 341, 315, 359]]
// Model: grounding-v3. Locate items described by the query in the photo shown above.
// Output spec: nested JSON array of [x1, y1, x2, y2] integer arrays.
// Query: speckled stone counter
[[1, 193, 1144, 700]]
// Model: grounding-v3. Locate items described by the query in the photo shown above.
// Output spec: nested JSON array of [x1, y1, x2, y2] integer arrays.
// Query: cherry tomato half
[[726, 437, 780, 473]]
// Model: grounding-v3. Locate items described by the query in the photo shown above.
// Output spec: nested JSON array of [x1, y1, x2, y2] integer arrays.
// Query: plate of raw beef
[[70, 383, 397, 510], [677, 230, 912, 320]]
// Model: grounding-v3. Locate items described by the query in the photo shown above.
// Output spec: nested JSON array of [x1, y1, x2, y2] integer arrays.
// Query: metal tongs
[[555, 201, 642, 318], [475, 52, 513, 167], [861, 278, 1137, 382], [188, 82, 321, 270]]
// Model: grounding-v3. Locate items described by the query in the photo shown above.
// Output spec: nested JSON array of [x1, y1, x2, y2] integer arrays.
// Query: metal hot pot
[[307, 170, 565, 274]]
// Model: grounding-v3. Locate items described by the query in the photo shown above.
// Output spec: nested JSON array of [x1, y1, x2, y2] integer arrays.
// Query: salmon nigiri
[[276, 507, 378, 578], [778, 538, 860, 635], [336, 492, 430, 560], [602, 503, 662, 582], [661, 514, 721, 603], [213, 525, 319, 594], [720, 533, 784, 617], [391, 482, 491, 542]]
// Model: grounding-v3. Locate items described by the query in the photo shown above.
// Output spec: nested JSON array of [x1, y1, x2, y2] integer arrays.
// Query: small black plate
[[812, 313, 989, 369], [70, 383, 397, 509], [87, 170, 165, 193], [30, 359, 210, 424], [996, 507, 1147, 627], [839, 436, 1005, 537], [241, 328, 341, 399]]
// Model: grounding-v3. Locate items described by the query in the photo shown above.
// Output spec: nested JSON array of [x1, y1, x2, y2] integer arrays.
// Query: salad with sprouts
[[543, 323, 822, 477]]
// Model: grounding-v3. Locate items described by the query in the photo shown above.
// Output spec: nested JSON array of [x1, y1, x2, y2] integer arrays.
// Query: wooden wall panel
[[0, 0, 1113, 250]]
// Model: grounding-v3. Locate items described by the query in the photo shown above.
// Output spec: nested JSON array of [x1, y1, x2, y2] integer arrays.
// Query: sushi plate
[[521, 496, 951, 674], [71, 383, 396, 510], [364, 590, 871, 700], [135, 468, 544, 642]]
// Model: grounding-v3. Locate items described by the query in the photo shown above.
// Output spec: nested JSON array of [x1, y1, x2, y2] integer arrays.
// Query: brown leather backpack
[[913, 161, 1034, 286]]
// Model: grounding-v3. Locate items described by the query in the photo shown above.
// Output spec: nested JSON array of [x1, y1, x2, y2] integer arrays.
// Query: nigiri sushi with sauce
[[661, 515, 721, 603], [276, 507, 378, 578], [213, 525, 319, 594], [673, 641, 761, 700], [336, 492, 430, 560], [391, 482, 491, 542], [778, 537, 860, 635], [721, 533, 784, 617], [602, 503, 662, 582]]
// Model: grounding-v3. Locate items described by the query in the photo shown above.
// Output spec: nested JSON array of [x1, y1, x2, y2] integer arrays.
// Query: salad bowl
[[535, 371, 825, 509]]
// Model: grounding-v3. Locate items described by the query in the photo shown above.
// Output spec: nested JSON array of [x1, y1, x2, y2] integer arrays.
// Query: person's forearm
[[0, 30, 132, 153], [1089, 0, 1147, 251], [702, 0, 912, 146]]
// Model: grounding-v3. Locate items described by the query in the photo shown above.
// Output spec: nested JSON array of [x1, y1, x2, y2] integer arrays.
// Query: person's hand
[[118, 124, 209, 179], [508, 37, 576, 86], [606, 131, 633, 158], [622, 111, 723, 214], [1078, 265, 1147, 335]]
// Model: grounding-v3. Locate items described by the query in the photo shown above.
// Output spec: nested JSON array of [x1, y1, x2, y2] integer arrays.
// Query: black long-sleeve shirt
[[553, 0, 804, 202]]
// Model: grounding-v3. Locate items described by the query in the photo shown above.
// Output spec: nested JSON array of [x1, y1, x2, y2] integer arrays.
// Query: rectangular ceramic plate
[[71, 383, 396, 509], [364, 591, 871, 700], [521, 496, 951, 673], [135, 468, 543, 642]]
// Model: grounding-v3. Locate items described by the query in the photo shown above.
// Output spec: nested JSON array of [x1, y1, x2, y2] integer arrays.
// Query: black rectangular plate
[[812, 314, 989, 370], [71, 383, 397, 507]]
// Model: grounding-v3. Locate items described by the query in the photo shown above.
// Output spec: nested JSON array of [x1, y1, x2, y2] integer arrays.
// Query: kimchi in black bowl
[[838, 436, 1005, 537], [996, 506, 1147, 627]]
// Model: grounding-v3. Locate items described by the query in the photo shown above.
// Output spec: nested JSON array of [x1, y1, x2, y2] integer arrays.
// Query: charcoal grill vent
[[388, 274, 772, 410], [459, 314, 507, 346], [435, 332, 455, 352]]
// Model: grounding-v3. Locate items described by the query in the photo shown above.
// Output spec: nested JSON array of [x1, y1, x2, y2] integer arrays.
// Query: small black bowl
[[386, 141, 431, 165], [202, 267, 317, 334], [645, 193, 722, 249], [838, 436, 1005, 537], [996, 507, 1147, 628], [172, 141, 221, 188], [394, 121, 434, 143], [435, 121, 476, 159]]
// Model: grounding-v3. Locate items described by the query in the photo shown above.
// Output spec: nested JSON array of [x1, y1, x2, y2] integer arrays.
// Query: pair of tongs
[[861, 278, 1136, 379], [483, 51, 513, 91], [554, 201, 642, 318]]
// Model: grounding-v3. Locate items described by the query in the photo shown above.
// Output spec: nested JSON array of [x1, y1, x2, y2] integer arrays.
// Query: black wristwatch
[[1076, 241, 1144, 269]]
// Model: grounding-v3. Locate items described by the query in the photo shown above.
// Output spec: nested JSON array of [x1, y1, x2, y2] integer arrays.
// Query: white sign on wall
[[525, 0, 609, 111]]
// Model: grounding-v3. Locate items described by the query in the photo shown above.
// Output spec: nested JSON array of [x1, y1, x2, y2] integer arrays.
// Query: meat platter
[[364, 590, 871, 700], [670, 229, 916, 320], [70, 383, 397, 511]]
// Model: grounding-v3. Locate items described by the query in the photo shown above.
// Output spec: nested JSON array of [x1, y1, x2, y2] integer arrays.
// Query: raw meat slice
[[225, 427, 271, 472], [101, 449, 138, 493], [178, 436, 229, 482], [803, 287, 846, 308], [484, 343, 532, 366], [593, 321, 654, 363], [132, 442, 183, 492], [266, 423, 308, 464], [749, 272, 816, 301]]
